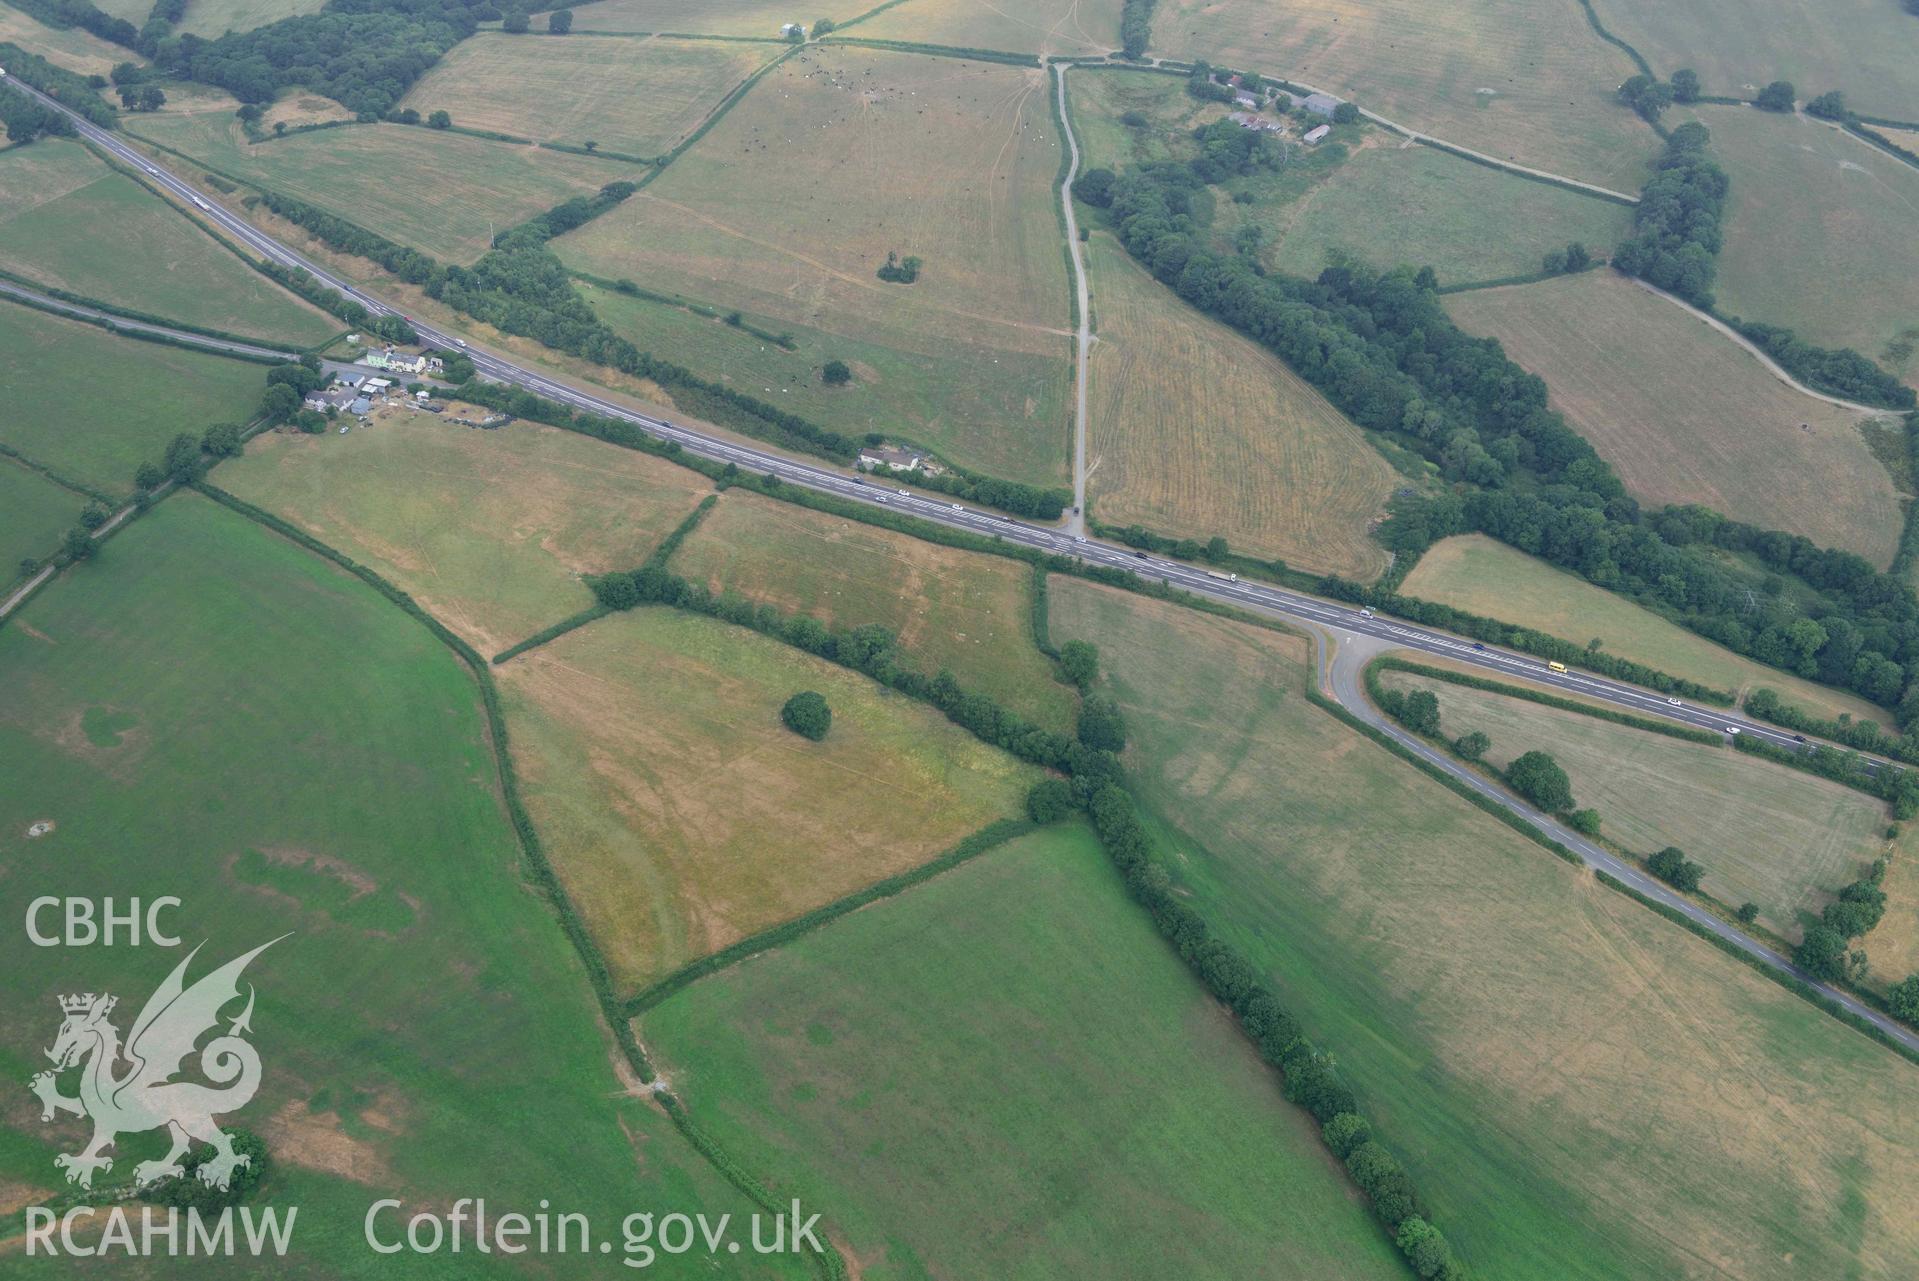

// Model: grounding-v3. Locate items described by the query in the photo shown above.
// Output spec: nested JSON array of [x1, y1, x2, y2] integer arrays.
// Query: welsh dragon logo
[[28, 938, 283, 1192]]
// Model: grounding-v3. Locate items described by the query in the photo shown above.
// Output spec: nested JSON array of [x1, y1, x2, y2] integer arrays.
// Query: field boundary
[[189, 481, 850, 1279], [1567, 0, 1653, 78], [0, 439, 115, 504], [816, 36, 1040, 66], [623, 819, 1035, 1014], [0, 282, 287, 366]]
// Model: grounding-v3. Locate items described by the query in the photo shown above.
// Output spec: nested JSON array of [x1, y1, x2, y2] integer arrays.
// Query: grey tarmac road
[[9, 72, 1916, 1057]]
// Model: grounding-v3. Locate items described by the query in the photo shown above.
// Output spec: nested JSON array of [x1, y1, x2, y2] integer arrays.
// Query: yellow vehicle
[[1547, 660, 1568, 674]]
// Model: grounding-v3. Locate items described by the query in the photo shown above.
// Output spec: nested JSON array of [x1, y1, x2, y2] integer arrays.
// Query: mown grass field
[[1050, 577, 1919, 1281], [1590, 0, 1919, 121], [1379, 669, 1894, 939], [556, 46, 1075, 480], [0, 303, 265, 496], [220, 410, 713, 654], [0, 459, 82, 577], [574, 0, 867, 34], [0, 139, 339, 345], [124, 115, 635, 263], [1688, 105, 1919, 376], [1446, 271, 1903, 564], [400, 33, 776, 158], [642, 823, 1407, 1280], [1153, 0, 1654, 191], [1254, 140, 1633, 284], [179, 0, 327, 38], [0, 6, 138, 75], [0, 494, 785, 1277], [497, 606, 1036, 992], [668, 490, 1078, 731], [1401, 534, 1895, 725], [1084, 235, 1395, 578], [856, 0, 1123, 55]]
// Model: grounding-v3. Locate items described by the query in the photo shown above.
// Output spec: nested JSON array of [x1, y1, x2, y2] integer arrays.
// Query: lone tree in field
[[547, 6, 572, 32], [781, 691, 832, 741], [1505, 750, 1574, 812], [821, 359, 852, 386]]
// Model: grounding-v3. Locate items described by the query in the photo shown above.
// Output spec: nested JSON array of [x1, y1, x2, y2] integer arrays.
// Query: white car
[[1667, 697, 1682, 707], [144, 165, 159, 176], [1359, 607, 1374, 618], [454, 338, 468, 348], [897, 489, 911, 497], [950, 503, 964, 512], [1725, 726, 1741, 735]]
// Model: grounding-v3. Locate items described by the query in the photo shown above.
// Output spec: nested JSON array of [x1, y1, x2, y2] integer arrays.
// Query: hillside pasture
[[124, 115, 635, 263], [573, 0, 868, 35], [0, 459, 83, 577], [179, 0, 327, 38], [1589, 0, 1919, 122], [0, 140, 339, 345], [219, 410, 713, 653], [669, 490, 1077, 730], [642, 824, 1407, 1279], [1400, 534, 1895, 725], [855, 0, 1123, 56], [0, 303, 265, 496], [1154, 0, 1653, 191], [556, 46, 1075, 480], [400, 33, 777, 158], [497, 607, 1036, 991], [1689, 105, 1919, 377], [1445, 271, 1902, 565], [1255, 139, 1634, 285], [0, 494, 778, 1276], [1084, 235, 1395, 578], [1379, 669, 1894, 939], [1050, 577, 1919, 1281], [0, 6, 139, 74]]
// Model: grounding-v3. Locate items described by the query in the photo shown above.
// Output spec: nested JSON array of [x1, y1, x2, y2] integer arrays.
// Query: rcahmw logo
[[24, 936, 299, 1260]]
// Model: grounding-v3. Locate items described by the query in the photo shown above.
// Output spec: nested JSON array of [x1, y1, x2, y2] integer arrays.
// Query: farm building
[[1303, 124, 1331, 144], [1300, 92, 1342, 118], [1229, 111, 1285, 133]]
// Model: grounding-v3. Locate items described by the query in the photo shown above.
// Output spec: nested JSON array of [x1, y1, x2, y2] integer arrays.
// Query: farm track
[[1055, 63, 1092, 536]]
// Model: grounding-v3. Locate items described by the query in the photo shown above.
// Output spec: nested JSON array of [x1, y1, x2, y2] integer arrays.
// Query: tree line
[[0, 78, 76, 143], [0, 44, 118, 129], [1096, 125, 1919, 727], [1117, 0, 1155, 59], [1610, 122, 1724, 306]]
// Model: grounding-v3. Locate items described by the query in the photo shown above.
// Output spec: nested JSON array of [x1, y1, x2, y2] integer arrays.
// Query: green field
[[1590, 0, 1919, 121], [1050, 577, 1919, 1281], [1446, 270, 1903, 565], [856, 0, 1123, 55], [1687, 105, 1919, 378], [574, 0, 868, 35], [400, 33, 777, 158], [0, 139, 339, 345], [1380, 668, 1895, 939], [1401, 534, 1895, 725], [179, 0, 327, 37], [0, 494, 787, 1276], [0, 6, 139, 75], [668, 490, 1078, 731], [0, 303, 266, 496], [557, 46, 1075, 480], [124, 115, 635, 264], [0, 458, 83, 578], [1084, 235, 1396, 578], [497, 606, 1036, 992], [642, 824, 1407, 1280], [1154, 0, 1655, 191], [1253, 139, 1634, 284], [220, 408, 713, 654]]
